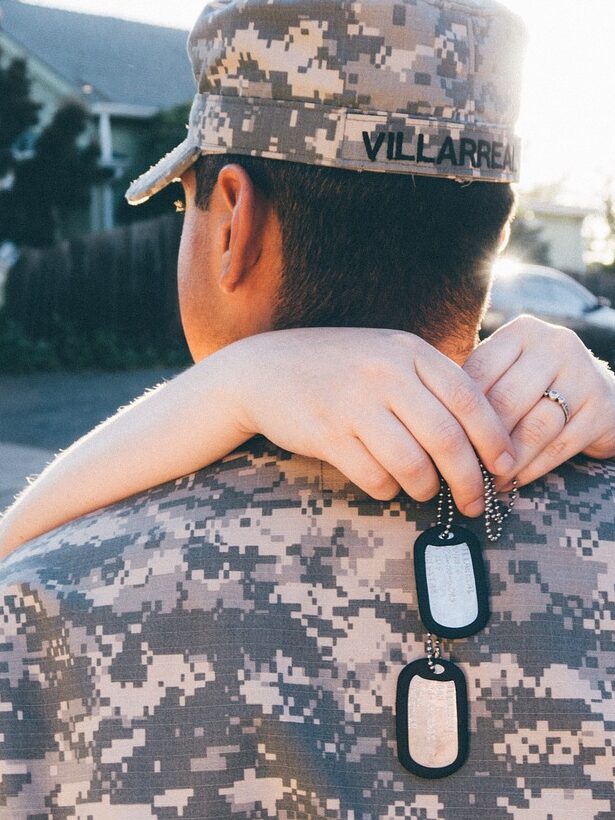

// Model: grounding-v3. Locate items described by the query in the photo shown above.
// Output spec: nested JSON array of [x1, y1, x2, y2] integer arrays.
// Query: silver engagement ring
[[543, 389, 571, 424]]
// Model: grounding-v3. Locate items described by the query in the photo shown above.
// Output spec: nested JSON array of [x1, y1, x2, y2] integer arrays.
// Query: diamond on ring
[[543, 389, 571, 424]]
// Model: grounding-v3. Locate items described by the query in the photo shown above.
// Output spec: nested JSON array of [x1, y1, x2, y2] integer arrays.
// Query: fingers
[[494, 395, 567, 491], [324, 434, 401, 501], [494, 375, 591, 490], [414, 353, 516, 479], [485, 349, 560, 432], [509, 411, 591, 488], [355, 411, 441, 502], [391, 383, 488, 516], [465, 318, 615, 492], [507, 373, 613, 487], [328, 393, 492, 517], [464, 324, 524, 394]]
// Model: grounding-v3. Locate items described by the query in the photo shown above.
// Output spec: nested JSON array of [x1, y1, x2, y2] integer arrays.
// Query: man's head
[[178, 155, 515, 361], [126, 0, 526, 361]]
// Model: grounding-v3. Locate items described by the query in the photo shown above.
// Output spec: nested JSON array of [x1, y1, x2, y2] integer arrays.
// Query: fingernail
[[494, 452, 515, 475], [465, 497, 485, 517], [499, 482, 514, 494]]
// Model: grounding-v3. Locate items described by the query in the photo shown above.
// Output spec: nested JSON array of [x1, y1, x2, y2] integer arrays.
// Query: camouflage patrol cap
[[126, 0, 526, 205]]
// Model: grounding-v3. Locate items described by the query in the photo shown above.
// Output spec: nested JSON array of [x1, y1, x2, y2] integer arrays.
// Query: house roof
[[0, 0, 195, 111]]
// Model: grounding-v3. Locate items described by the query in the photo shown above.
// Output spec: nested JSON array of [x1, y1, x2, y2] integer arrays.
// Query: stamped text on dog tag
[[414, 525, 489, 639], [396, 657, 469, 779]]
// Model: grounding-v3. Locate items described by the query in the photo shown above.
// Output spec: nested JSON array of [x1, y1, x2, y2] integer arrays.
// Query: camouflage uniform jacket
[[0, 437, 613, 819]]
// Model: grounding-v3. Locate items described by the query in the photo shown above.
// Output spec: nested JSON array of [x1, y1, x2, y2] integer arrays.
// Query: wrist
[[192, 338, 259, 438]]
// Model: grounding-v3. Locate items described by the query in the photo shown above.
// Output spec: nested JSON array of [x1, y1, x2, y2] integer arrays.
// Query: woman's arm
[[0, 327, 514, 556], [1, 319, 613, 558], [0, 348, 248, 556]]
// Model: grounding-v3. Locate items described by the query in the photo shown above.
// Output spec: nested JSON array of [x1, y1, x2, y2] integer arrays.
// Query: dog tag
[[396, 657, 469, 779], [414, 526, 489, 639]]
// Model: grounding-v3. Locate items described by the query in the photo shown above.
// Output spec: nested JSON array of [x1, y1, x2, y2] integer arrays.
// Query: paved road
[[0, 368, 179, 512]]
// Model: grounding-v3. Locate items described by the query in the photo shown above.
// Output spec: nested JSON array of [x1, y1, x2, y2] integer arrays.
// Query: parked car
[[482, 262, 615, 360]]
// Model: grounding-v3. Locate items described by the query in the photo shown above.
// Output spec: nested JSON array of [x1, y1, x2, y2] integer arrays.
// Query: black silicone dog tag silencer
[[396, 658, 469, 779], [414, 525, 490, 639]]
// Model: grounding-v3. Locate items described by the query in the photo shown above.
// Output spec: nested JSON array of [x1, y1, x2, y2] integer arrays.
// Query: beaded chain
[[436, 464, 518, 543], [427, 464, 519, 673], [425, 633, 442, 673]]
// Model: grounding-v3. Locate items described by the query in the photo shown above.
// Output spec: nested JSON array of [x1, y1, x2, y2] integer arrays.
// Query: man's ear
[[216, 164, 266, 294], [497, 221, 512, 255]]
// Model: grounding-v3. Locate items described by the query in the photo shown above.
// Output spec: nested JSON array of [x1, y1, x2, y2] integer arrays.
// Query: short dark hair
[[194, 155, 516, 348]]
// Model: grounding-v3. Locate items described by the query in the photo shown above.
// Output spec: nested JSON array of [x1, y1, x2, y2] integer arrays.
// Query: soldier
[[0, 0, 614, 817]]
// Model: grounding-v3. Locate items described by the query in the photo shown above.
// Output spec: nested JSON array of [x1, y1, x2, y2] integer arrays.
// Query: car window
[[519, 276, 591, 317]]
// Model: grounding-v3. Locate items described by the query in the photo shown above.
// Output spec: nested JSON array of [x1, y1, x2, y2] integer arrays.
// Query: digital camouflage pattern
[[0, 438, 613, 819], [126, 0, 525, 205]]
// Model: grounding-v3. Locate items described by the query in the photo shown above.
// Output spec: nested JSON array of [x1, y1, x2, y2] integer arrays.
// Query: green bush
[[0, 311, 191, 374], [0, 314, 61, 373]]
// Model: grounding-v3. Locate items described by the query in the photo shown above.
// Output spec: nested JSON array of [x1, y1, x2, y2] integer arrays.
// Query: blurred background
[[0, 0, 614, 508]]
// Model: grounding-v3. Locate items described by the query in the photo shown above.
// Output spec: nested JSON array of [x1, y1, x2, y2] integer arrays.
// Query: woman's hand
[[464, 315, 615, 490], [2, 320, 613, 559], [229, 328, 515, 516], [0, 327, 515, 556]]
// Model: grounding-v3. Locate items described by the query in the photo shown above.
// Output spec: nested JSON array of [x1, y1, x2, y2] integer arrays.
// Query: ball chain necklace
[[396, 464, 518, 779]]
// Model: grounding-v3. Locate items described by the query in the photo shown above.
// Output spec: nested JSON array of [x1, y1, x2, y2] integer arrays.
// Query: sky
[[17, 0, 615, 208]]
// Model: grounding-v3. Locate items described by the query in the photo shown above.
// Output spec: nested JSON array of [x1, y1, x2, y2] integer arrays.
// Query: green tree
[[116, 102, 191, 225], [3, 103, 110, 246], [0, 52, 109, 247], [0, 50, 40, 177]]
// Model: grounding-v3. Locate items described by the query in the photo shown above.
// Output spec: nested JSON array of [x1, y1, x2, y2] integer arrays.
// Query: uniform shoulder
[[508, 455, 614, 546], [530, 455, 614, 500], [2, 447, 612, 575], [0, 437, 320, 572]]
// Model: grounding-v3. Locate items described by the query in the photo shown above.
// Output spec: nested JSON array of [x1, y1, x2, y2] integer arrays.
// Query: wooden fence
[[5, 214, 184, 350], [4, 216, 614, 355]]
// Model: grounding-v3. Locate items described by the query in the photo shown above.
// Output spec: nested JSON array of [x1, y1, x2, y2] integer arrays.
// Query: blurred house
[[0, 0, 193, 232], [524, 201, 593, 275]]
